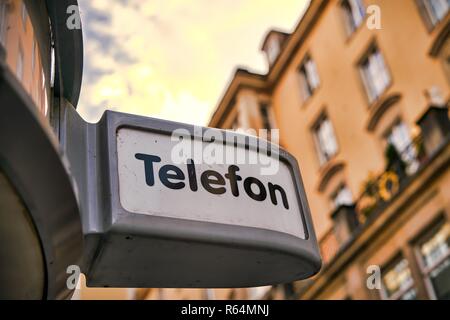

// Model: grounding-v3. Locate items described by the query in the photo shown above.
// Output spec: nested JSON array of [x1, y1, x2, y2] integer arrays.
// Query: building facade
[[0, 0, 85, 299], [207, 0, 450, 300]]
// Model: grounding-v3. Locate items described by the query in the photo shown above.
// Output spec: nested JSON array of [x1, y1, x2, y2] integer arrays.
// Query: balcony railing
[[318, 105, 450, 269], [356, 135, 427, 224], [320, 135, 431, 265]]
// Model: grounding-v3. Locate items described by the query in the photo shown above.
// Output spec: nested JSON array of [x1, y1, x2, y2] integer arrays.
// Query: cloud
[[77, 0, 310, 125]]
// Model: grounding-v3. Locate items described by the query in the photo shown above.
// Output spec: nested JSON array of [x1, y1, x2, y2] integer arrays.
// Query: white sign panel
[[117, 128, 305, 239]]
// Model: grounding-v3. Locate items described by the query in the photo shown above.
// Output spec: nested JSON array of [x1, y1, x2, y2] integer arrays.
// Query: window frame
[[383, 118, 422, 175], [16, 43, 24, 82], [31, 39, 36, 74], [21, 1, 28, 31], [358, 42, 392, 105], [416, 0, 450, 30], [298, 54, 321, 104], [259, 103, 272, 130], [312, 112, 339, 166], [340, 0, 366, 37], [266, 36, 281, 66], [0, 0, 8, 47], [413, 216, 450, 300], [330, 182, 354, 209], [380, 254, 417, 300], [383, 119, 412, 153]]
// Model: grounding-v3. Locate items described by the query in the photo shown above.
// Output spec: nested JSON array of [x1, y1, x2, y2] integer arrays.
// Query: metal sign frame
[[62, 106, 321, 288]]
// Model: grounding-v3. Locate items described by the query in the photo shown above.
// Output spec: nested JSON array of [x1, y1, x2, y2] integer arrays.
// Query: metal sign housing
[[61, 104, 321, 288]]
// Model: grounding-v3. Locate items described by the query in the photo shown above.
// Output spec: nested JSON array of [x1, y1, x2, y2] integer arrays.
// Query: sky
[[77, 0, 310, 126]]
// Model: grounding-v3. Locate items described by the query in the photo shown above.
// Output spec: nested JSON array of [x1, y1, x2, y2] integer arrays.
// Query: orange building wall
[[1, 0, 49, 115]]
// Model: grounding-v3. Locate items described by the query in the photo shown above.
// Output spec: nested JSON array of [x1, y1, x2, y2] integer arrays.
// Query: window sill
[[429, 15, 450, 56], [366, 81, 394, 111], [316, 156, 344, 192], [366, 92, 402, 132], [426, 10, 450, 34]]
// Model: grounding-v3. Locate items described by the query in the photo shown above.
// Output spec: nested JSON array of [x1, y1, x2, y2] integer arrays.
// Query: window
[[341, 0, 366, 35], [42, 70, 49, 115], [259, 103, 272, 130], [259, 103, 277, 141], [50, 46, 55, 87], [359, 45, 391, 103], [416, 219, 450, 299], [231, 116, 239, 130], [382, 257, 417, 300], [331, 183, 353, 208], [31, 40, 36, 73], [385, 121, 418, 174], [313, 114, 339, 165], [267, 37, 281, 65], [21, 2, 27, 30], [299, 55, 320, 102], [420, 0, 450, 27], [386, 121, 412, 154], [16, 45, 24, 81], [0, 0, 7, 46]]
